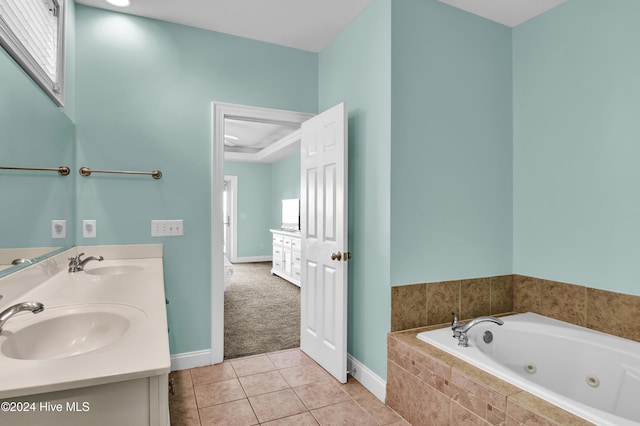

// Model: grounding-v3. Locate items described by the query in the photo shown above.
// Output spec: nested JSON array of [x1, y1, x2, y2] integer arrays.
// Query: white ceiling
[[76, 0, 571, 55], [438, 0, 569, 27], [75, 0, 375, 53]]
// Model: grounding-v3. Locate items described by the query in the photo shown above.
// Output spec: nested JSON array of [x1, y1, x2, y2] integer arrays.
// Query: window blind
[[0, 0, 64, 106]]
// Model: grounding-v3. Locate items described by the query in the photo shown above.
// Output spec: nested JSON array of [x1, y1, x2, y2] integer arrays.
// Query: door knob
[[331, 251, 342, 261]]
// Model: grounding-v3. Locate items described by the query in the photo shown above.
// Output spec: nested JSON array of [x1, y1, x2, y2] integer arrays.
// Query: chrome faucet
[[0, 302, 44, 333], [68, 253, 104, 273], [451, 312, 504, 347]]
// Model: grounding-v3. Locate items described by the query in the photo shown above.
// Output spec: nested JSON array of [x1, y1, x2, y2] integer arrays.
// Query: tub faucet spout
[[451, 312, 504, 347], [0, 301, 44, 333]]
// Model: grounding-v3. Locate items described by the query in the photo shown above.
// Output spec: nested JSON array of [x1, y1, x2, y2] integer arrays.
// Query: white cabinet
[[271, 229, 301, 287]]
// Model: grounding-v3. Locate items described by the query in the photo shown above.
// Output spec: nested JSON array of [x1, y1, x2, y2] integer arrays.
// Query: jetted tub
[[417, 312, 640, 426]]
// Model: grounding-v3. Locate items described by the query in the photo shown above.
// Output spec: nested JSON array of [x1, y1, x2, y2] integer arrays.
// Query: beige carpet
[[224, 262, 300, 360]]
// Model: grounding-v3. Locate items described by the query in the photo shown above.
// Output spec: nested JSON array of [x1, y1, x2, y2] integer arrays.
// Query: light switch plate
[[151, 220, 184, 237]]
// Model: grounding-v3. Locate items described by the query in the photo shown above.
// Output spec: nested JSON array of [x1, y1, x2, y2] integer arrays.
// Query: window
[[0, 0, 66, 106]]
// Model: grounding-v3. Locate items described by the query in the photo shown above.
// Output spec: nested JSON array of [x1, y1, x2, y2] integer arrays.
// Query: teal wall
[[224, 161, 273, 258], [224, 153, 300, 259], [390, 0, 513, 286], [513, 0, 640, 296], [271, 153, 301, 228], [319, 0, 392, 379], [0, 1, 76, 251], [74, 5, 317, 355]]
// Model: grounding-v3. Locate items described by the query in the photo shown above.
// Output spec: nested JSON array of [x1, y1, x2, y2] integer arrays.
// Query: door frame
[[223, 175, 238, 262], [210, 102, 314, 364]]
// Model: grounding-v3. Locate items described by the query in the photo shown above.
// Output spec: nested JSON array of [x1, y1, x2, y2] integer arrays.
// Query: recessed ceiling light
[[106, 0, 131, 7]]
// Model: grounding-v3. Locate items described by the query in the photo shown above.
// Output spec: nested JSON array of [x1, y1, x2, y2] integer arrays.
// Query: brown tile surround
[[391, 276, 513, 332], [388, 274, 640, 425]]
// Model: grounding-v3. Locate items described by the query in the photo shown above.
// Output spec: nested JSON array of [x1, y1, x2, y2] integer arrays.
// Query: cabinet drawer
[[283, 237, 292, 248], [272, 234, 284, 246], [291, 252, 302, 268], [273, 247, 283, 259], [290, 238, 301, 252]]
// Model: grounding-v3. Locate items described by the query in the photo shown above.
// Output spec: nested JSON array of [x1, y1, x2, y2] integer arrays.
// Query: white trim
[[211, 102, 314, 366], [347, 353, 387, 403], [234, 255, 272, 263], [223, 175, 238, 263], [170, 349, 212, 371], [225, 129, 302, 163]]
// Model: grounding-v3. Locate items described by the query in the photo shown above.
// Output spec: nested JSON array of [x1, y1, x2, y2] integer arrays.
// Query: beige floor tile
[[312, 400, 377, 425], [267, 348, 315, 369], [239, 370, 290, 397], [194, 378, 247, 408], [355, 394, 403, 425], [293, 379, 351, 410], [169, 407, 202, 426], [169, 385, 198, 413], [261, 411, 320, 425], [190, 362, 236, 386], [231, 354, 277, 377], [199, 398, 258, 426], [279, 363, 331, 387], [339, 375, 374, 399], [249, 388, 308, 423]]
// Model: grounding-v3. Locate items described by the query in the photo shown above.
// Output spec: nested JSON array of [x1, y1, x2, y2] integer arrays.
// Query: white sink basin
[[0, 305, 146, 360], [84, 265, 144, 276]]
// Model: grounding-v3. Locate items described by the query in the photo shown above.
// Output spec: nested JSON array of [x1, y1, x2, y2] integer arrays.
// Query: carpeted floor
[[224, 262, 300, 360]]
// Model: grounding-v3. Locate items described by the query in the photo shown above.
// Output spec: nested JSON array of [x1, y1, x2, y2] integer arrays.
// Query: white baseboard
[[170, 349, 387, 403], [170, 349, 212, 371], [347, 353, 386, 403], [234, 256, 271, 263]]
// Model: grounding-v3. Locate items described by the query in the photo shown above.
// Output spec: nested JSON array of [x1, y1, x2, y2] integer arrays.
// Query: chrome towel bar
[[79, 167, 162, 180], [0, 165, 70, 176]]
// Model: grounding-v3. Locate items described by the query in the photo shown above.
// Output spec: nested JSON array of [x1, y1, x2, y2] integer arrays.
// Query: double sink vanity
[[0, 244, 170, 425]]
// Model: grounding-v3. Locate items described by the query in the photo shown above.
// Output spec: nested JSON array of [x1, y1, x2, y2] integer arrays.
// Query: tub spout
[[451, 312, 503, 347]]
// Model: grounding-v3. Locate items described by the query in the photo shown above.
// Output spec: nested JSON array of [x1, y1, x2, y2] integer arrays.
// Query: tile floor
[[169, 348, 409, 425]]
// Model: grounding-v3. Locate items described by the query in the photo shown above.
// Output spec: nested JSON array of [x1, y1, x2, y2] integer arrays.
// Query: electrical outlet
[[83, 220, 97, 238], [151, 220, 184, 237], [52, 220, 66, 239]]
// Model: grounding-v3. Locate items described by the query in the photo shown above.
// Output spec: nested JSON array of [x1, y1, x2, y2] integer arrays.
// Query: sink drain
[[586, 375, 600, 388], [483, 331, 494, 344], [524, 363, 537, 374]]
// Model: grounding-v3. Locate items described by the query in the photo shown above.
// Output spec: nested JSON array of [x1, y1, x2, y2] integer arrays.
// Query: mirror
[[0, 44, 75, 278]]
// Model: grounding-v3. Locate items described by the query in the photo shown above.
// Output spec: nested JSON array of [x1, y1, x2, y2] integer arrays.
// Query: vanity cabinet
[[270, 229, 301, 287]]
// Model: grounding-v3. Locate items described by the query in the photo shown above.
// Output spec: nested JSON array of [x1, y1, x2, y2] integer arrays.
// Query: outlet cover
[[52, 220, 66, 239], [83, 220, 97, 238]]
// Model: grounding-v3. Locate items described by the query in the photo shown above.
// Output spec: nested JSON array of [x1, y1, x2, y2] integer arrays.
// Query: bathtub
[[417, 312, 640, 426]]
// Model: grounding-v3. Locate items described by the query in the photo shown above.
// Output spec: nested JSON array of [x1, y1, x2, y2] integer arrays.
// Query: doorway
[[211, 102, 314, 364]]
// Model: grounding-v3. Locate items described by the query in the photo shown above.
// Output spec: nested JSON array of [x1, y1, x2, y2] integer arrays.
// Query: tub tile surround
[[389, 274, 640, 425], [387, 331, 594, 426], [392, 274, 640, 343], [391, 276, 513, 332]]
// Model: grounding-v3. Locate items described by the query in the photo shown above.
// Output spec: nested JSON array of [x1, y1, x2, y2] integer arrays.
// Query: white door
[[300, 102, 349, 383]]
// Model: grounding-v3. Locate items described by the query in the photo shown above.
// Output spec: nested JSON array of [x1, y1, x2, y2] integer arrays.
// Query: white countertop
[[0, 245, 170, 399]]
